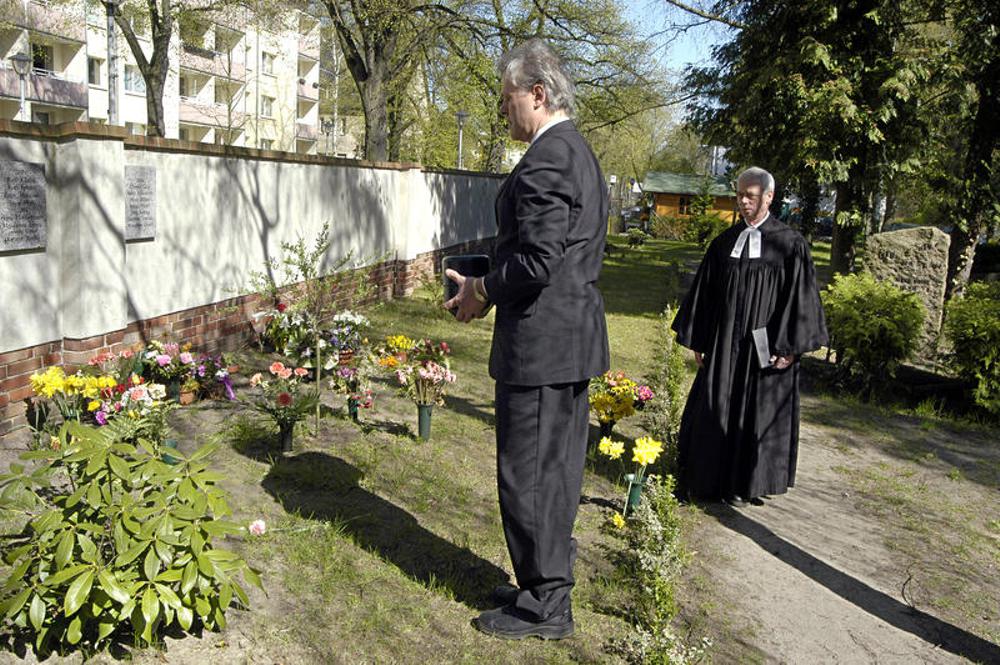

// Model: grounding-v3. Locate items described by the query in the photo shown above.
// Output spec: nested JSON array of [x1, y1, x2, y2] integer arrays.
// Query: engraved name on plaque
[[0, 160, 47, 252], [125, 165, 156, 240]]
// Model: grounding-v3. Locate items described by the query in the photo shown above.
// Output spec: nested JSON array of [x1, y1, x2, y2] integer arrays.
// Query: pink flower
[[95, 411, 108, 426], [179, 352, 194, 364], [269, 361, 286, 375], [249, 372, 263, 387], [120, 349, 134, 359], [278, 368, 293, 380], [294, 367, 309, 377], [440, 342, 450, 354], [248, 519, 266, 536], [128, 386, 149, 401], [156, 354, 172, 367], [164, 343, 180, 355]]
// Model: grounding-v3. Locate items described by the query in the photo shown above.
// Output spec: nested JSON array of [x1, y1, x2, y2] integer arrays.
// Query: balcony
[[0, 66, 87, 108], [297, 78, 319, 102], [297, 32, 320, 61], [179, 43, 246, 81], [0, 0, 87, 43], [179, 97, 247, 128], [295, 122, 317, 141]]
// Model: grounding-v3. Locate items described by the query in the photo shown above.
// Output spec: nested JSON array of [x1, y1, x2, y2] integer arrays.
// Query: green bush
[[821, 272, 925, 396], [682, 213, 731, 247], [642, 306, 690, 476], [944, 281, 1000, 414], [627, 228, 649, 248], [0, 421, 262, 655], [606, 476, 709, 664]]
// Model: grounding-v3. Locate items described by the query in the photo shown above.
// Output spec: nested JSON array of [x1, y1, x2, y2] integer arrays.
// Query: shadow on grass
[[599, 238, 702, 318], [443, 394, 495, 428], [260, 451, 508, 610], [707, 503, 1000, 663]]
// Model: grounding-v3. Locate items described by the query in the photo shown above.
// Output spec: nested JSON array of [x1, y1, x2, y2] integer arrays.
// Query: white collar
[[530, 117, 570, 145]]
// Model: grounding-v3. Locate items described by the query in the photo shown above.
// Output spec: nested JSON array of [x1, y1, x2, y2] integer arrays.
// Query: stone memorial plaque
[[125, 165, 156, 240], [0, 160, 47, 252]]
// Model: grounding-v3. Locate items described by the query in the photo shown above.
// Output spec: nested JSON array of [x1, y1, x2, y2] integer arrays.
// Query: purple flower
[[95, 411, 108, 426]]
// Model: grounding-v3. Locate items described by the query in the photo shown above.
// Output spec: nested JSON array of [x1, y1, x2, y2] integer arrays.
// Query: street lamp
[[456, 110, 468, 169], [10, 52, 31, 121], [321, 118, 336, 155]]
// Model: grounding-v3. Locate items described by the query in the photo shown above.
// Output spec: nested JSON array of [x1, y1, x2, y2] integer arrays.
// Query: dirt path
[[679, 391, 1000, 664]]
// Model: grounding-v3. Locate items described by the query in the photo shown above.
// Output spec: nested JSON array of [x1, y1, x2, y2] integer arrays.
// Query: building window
[[88, 57, 103, 86], [126, 122, 145, 135], [32, 110, 51, 125], [31, 43, 54, 74], [261, 52, 275, 75], [179, 75, 192, 98], [260, 95, 274, 118], [178, 127, 190, 141], [124, 66, 146, 94], [679, 196, 691, 215], [260, 139, 273, 150]]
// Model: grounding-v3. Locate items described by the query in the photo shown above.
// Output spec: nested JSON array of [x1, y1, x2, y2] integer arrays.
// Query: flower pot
[[179, 389, 197, 405], [347, 397, 360, 423], [624, 472, 645, 515], [339, 350, 355, 366], [417, 404, 433, 440], [599, 420, 615, 438], [162, 438, 181, 465], [278, 422, 294, 453], [227, 364, 241, 375], [166, 380, 181, 401]]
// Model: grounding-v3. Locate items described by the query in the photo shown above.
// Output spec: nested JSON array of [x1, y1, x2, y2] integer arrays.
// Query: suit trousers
[[495, 379, 590, 621]]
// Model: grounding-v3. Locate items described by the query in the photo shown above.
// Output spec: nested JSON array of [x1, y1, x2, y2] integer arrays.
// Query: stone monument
[[865, 226, 950, 356]]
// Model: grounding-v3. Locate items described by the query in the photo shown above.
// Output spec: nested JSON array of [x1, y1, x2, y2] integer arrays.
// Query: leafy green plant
[[944, 281, 1000, 415], [606, 476, 709, 664], [821, 272, 925, 397], [0, 421, 262, 655], [627, 228, 649, 248], [642, 306, 690, 476]]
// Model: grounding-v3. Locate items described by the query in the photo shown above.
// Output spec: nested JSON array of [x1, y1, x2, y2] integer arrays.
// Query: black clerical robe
[[672, 215, 828, 500]]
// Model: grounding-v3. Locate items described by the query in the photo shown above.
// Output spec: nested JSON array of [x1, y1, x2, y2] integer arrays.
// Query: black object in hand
[[442, 254, 490, 315]]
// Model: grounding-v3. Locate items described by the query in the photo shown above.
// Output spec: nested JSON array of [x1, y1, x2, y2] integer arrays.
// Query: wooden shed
[[642, 172, 738, 223]]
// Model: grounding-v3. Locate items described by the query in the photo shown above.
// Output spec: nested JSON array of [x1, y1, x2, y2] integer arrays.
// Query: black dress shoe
[[491, 583, 519, 605], [748, 496, 765, 506], [474, 605, 574, 640], [723, 495, 748, 507]]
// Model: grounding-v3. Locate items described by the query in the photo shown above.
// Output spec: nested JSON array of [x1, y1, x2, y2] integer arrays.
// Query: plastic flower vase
[[278, 422, 294, 453], [162, 438, 181, 465], [166, 380, 181, 401], [347, 396, 359, 423], [417, 404, 433, 440], [624, 472, 645, 515]]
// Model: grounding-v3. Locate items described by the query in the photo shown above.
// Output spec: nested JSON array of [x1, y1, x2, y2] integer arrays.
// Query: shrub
[[821, 272, 925, 396], [682, 213, 730, 247], [606, 476, 709, 664], [944, 281, 1000, 415], [627, 228, 649, 248], [971, 241, 1000, 276], [0, 421, 261, 655], [642, 306, 691, 476], [649, 213, 687, 240]]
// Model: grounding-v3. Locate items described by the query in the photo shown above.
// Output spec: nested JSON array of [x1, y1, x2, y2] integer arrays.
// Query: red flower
[[276, 302, 287, 313], [276, 392, 293, 407], [440, 342, 450, 354]]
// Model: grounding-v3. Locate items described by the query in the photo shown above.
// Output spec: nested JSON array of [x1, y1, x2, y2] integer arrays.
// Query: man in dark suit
[[445, 39, 610, 640]]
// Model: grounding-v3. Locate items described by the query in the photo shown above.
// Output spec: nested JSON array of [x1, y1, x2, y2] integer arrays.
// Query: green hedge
[[821, 272, 925, 396], [944, 281, 1000, 414]]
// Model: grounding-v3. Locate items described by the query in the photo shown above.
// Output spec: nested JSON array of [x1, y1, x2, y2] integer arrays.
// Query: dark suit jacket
[[484, 120, 610, 386]]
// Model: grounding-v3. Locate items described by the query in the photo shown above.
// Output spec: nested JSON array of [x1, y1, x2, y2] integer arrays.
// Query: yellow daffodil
[[632, 436, 664, 467], [611, 513, 626, 530], [598, 436, 625, 460], [87, 400, 101, 412]]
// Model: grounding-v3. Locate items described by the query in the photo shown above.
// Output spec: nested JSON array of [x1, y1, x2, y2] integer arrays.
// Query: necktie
[[730, 225, 761, 259]]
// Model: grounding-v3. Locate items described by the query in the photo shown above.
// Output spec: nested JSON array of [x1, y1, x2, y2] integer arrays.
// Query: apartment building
[[0, 0, 320, 153]]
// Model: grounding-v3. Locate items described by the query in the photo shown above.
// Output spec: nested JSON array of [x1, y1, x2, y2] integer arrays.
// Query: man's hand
[[444, 269, 487, 323], [770, 354, 795, 370], [694, 351, 704, 368]]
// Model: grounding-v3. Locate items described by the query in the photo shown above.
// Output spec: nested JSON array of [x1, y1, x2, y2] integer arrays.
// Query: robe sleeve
[[672, 245, 717, 354], [769, 236, 829, 356]]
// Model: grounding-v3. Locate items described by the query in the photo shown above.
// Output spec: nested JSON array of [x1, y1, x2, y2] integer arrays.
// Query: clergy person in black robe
[[672, 167, 827, 504]]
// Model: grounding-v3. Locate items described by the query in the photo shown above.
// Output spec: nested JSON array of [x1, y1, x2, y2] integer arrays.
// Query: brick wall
[[0, 239, 493, 441]]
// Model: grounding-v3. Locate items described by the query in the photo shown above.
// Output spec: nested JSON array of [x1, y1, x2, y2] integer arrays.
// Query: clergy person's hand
[[694, 351, 704, 368], [444, 269, 487, 323], [770, 354, 795, 370]]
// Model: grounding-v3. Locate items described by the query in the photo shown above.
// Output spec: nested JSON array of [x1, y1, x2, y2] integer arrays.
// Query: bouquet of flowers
[[246, 361, 319, 432], [386, 339, 456, 406], [328, 310, 370, 355], [142, 340, 198, 384], [329, 365, 375, 419], [29, 366, 118, 425], [87, 347, 142, 384], [598, 435, 665, 515], [187, 353, 236, 400], [589, 370, 655, 427]]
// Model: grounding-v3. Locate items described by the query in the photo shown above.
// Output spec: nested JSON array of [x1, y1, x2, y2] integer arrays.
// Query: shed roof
[[642, 172, 735, 197]]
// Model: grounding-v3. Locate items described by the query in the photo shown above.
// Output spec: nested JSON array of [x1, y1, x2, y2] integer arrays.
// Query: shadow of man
[[261, 451, 508, 611]]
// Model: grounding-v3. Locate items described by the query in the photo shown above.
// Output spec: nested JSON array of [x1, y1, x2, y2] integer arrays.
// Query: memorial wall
[[0, 123, 501, 436]]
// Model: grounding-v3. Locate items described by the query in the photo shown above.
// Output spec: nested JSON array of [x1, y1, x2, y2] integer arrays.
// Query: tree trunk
[[799, 177, 820, 242], [360, 61, 389, 161], [945, 33, 1000, 301]]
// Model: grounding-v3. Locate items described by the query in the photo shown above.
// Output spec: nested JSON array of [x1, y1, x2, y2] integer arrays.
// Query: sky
[[626, 0, 734, 72]]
